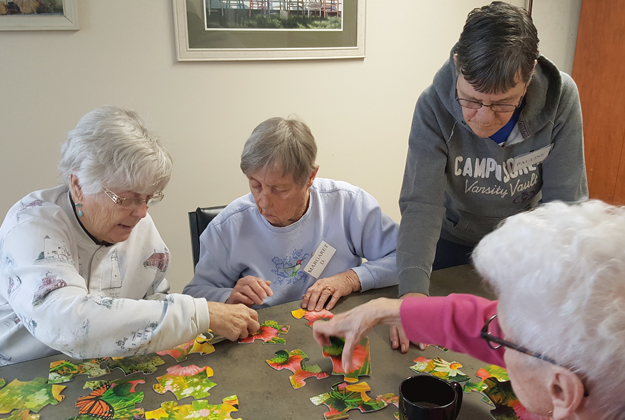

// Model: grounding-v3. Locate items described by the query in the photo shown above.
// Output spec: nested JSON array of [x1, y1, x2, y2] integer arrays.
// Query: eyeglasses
[[481, 314, 589, 397], [455, 84, 526, 113], [103, 187, 164, 209]]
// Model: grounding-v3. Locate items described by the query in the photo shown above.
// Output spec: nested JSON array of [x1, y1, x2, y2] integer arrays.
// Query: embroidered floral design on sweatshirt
[[272, 249, 310, 285]]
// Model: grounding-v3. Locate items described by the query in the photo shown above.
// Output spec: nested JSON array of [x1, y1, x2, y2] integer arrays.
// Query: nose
[[256, 189, 272, 213], [131, 203, 148, 218], [473, 106, 497, 123]]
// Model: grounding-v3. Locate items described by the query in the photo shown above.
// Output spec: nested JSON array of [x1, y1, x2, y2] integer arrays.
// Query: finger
[[248, 280, 269, 301], [262, 280, 273, 296], [306, 289, 323, 311], [312, 322, 332, 346], [397, 324, 410, 353], [242, 285, 264, 306], [247, 317, 260, 334], [248, 308, 259, 321], [234, 292, 255, 307], [324, 292, 341, 311], [389, 324, 400, 350], [341, 336, 357, 372], [315, 289, 333, 311]]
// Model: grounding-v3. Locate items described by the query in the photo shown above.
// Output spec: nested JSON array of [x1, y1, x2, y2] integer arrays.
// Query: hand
[[313, 298, 402, 371], [302, 270, 360, 311], [390, 292, 427, 352], [226, 276, 273, 306], [206, 301, 260, 341]]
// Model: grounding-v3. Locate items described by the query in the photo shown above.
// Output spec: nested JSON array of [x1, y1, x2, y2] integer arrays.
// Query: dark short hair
[[455, 1, 539, 94]]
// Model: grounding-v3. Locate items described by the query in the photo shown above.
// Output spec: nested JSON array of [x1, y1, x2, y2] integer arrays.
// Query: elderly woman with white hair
[[0, 106, 259, 365], [314, 200, 625, 419], [184, 116, 399, 310]]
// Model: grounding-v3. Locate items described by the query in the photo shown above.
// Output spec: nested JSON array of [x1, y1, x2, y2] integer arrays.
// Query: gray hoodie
[[398, 48, 588, 296]]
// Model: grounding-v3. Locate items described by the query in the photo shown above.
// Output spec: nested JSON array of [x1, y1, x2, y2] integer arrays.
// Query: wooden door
[[572, 0, 625, 204]]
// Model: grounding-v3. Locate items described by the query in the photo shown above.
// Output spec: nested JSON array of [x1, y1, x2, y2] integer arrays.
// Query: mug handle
[[449, 381, 463, 419]]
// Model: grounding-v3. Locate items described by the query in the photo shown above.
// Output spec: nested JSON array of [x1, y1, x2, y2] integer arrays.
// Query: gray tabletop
[[0, 265, 497, 419]]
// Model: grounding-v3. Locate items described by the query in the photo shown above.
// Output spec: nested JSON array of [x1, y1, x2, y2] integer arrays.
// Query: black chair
[[188, 205, 226, 270]]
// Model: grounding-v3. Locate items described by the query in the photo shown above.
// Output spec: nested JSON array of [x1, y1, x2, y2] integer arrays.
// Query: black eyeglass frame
[[454, 81, 527, 113], [481, 314, 557, 364], [481, 314, 589, 397]]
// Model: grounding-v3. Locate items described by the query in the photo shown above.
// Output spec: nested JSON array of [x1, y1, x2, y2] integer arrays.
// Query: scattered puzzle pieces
[[291, 308, 334, 327], [480, 377, 538, 420], [239, 320, 289, 344], [310, 381, 392, 420], [48, 358, 109, 384], [322, 336, 371, 383], [153, 364, 217, 400], [0, 377, 65, 414], [0, 379, 5, 388], [5, 409, 40, 420], [379, 393, 400, 420], [424, 344, 449, 352], [463, 364, 510, 395], [145, 395, 240, 420], [409, 357, 470, 383], [157, 334, 216, 362], [108, 353, 165, 375], [266, 349, 329, 389], [70, 378, 145, 420]]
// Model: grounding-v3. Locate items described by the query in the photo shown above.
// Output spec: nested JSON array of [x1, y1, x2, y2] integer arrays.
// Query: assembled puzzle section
[[145, 395, 241, 420], [71, 377, 145, 420], [239, 320, 289, 344], [291, 308, 334, 327], [153, 364, 217, 400], [266, 349, 329, 389], [0, 377, 65, 415], [310, 381, 397, 420], [156, 334, 217, 362], [322, 336, 371, 383], [48, 358, 109, 384]]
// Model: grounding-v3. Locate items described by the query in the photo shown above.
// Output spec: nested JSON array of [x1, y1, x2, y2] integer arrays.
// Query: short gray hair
[[473, 200, 625, 417], [455, 1, 539, 94], [240, 117, 318, 185], [59, 106, 172, 195]]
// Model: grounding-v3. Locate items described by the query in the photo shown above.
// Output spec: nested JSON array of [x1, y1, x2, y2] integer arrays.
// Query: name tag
[[303, 241, 336, 279], [512, 145, 552, 173]]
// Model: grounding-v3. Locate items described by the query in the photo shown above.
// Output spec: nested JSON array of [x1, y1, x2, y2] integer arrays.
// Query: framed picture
[[0, 0, 79, 31], [173, 0, 365, 61]]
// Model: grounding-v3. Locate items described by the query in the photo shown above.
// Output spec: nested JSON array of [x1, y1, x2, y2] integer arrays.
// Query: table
[[0, 265, 497, 419]]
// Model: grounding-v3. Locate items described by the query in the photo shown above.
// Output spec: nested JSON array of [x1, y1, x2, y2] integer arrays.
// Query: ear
[[307, 166, 319, 188], [69, 174, 84, 202], [548, 366, 585, 420]]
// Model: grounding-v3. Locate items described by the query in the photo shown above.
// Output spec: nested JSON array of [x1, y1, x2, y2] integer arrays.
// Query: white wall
[[0, 0, 579, 293]]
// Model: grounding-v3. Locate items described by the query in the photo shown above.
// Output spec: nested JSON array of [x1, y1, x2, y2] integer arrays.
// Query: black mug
[[399, 375, 463, 420]]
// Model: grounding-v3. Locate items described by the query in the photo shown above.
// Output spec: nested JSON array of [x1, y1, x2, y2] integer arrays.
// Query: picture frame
[[173, 0, 365, 61], [0, 0, 79, 31]]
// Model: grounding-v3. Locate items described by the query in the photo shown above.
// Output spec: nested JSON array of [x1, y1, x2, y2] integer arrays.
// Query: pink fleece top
[[400, 294, 505, 367]]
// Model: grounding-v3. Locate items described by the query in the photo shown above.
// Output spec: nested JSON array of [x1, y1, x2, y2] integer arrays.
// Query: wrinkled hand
[[226, 276, 273, 306], [313, 298, 402, 371], [207, 301, 260, 341], [390, 292, 427, 352], [302, 270, 361, 311]]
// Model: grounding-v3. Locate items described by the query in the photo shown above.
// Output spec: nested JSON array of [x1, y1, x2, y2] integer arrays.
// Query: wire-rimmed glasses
[[103, 187, 164, 209]]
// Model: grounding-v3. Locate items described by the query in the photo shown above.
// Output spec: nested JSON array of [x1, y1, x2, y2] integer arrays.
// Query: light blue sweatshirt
[[184, 178, 399, 308]]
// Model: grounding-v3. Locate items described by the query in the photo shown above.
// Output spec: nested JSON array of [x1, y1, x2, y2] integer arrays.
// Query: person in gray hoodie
[[392, 2, 588, 352]]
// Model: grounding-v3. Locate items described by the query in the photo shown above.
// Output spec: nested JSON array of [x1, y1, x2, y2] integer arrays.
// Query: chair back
[[188, 205, 226, 270]]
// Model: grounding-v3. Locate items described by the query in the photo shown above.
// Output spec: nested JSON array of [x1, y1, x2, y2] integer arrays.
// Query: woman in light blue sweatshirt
[[184, 117, 399, 309]]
